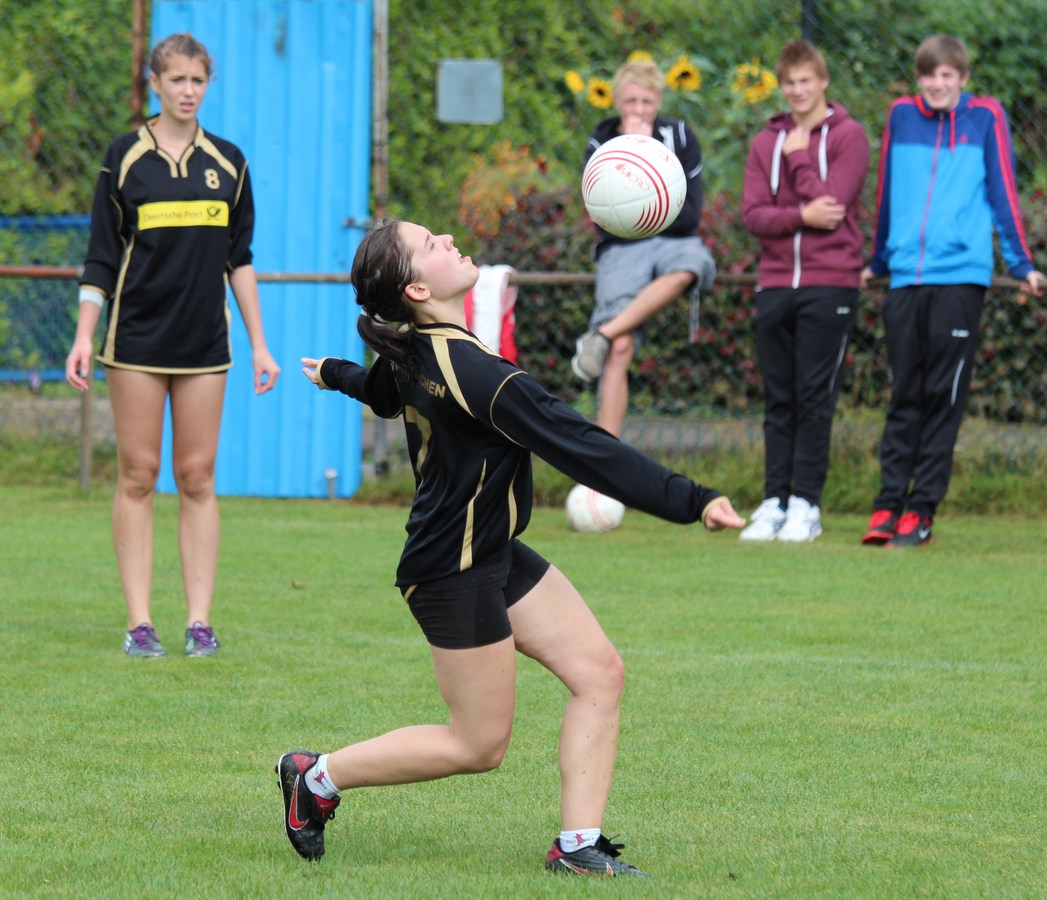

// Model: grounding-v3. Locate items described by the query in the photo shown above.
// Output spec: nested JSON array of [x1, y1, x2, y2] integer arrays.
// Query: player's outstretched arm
[[701, 497, 746, 532]]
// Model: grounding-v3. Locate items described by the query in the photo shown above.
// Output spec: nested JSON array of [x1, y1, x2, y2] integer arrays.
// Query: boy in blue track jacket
[[859, 34, 1044, 547]]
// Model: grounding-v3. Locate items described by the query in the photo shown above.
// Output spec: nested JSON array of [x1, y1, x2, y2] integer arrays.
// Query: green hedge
[[386, 0, 1047, 239], [0, 0, 131, 215], [386, 0, 1047, 423]]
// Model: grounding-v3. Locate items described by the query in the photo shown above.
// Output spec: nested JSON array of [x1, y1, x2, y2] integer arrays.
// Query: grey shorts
[[593, 235, 716, 338]]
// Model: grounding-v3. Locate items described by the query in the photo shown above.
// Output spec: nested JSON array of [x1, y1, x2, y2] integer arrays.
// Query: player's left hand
[[703, 498, 746, 532]]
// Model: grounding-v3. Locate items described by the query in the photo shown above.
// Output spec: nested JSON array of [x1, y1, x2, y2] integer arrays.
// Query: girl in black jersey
[[65, 34, 281, 658], [277, 220, 744, 876]]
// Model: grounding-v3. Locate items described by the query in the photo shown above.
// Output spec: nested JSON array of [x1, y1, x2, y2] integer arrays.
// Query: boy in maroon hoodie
[[739, 40, 869, 542]]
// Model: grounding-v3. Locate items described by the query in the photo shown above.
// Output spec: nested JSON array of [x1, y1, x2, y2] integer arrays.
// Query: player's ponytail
[[351, 220, 421, 381]]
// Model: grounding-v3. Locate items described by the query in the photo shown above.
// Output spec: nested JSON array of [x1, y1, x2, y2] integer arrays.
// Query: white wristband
[[79, 287, 105, 308]]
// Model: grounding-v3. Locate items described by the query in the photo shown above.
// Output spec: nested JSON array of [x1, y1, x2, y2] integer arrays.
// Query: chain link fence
[[3, 0, 1046, 445]]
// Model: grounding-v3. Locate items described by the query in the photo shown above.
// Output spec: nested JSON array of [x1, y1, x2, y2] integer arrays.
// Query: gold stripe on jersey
[[100, 234, 135, 362], [118, 135, 156, 189], [97, 359, 233, 375], [233, 166, 247, 207], [430, 328, 503, 415], [138, 200, 229, 230], [223, 286, 234, 361], [489, 371, 528, 446], [404, 406, 433, 476], [427, 325, 502, 356], [106, 193, 125, 238], [432, 335, 471, 415], [461, 459, 486, 571], [506, 458, 519, 539], [197, 134, 240, 182], [177, 145, 195, 178]]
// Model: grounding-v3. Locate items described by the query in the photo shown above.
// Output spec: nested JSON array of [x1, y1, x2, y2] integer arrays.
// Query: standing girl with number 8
[[65, 33, 280, 658]]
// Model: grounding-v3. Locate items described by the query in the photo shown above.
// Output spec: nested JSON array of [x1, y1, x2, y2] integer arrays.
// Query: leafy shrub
[[0, 0, 131, 215]]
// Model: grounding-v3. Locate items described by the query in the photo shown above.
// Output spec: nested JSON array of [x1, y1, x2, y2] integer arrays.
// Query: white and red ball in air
[[565, 484, 626, 533], [581, 134, 687, 239]]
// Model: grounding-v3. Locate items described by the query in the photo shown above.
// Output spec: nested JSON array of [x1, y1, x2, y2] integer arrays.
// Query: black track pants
[[755, 286, 857, 506], [873, 284, 986, 517]]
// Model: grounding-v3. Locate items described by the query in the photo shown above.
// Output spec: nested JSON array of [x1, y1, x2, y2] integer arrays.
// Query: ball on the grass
[[581, 133, 687, 239], [565, 484, 626, 533]]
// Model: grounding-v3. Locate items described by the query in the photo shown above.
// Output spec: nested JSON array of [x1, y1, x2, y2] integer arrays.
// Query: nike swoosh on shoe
[[288, 777, 308, 830]]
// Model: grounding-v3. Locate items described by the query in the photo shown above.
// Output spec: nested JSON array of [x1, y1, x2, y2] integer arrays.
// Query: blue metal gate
[[153, 0, 372, 498]]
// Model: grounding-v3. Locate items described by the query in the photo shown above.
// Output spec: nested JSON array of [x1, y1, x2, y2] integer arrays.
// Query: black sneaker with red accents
[[545, 835, 649, 877], [861, 509, 900, 545], [886, 512, 933, 547], [276, 750, 340, 860]]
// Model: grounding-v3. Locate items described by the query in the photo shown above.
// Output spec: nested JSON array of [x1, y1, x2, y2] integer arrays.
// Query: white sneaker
[[738, 498, 786, 541], [777, 495, 822, 542]]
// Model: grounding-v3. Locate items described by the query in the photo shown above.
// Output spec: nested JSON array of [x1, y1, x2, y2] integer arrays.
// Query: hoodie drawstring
[[770, 130, 787, 196]]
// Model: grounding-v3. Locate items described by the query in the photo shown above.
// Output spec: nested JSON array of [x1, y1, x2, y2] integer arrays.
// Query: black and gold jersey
[[318, 324, 723, 589], [80, 118, 255, 373]]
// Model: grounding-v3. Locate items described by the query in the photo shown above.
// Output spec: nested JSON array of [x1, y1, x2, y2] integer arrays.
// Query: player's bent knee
[[459, 734, 511, 773], [574, 645, 625, 702], [604, 649, 626, 698]]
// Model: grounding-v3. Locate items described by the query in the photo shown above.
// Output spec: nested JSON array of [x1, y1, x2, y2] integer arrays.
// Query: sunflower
[[665, 55, 701, 92], [731, 59, 778, 104], [627, 50, 654, 63], [587, 77, 613, 109], [564, 70, 585, 94]]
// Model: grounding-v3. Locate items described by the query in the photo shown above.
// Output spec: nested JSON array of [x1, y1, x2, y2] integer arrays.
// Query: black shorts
[[403, 540, 551, 650]]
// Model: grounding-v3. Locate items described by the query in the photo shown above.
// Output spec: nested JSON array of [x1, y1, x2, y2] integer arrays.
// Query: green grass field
[[1, 487, 1045, 897]]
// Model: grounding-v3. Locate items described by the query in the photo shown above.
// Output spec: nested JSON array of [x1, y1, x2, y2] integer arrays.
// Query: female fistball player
[[277, 219, 745, 876], [65, 33, 281, 658]]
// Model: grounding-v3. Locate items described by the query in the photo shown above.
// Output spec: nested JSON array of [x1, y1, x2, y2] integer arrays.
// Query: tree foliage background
[[0, 0, 133, 215], [2, 0, 1046, 421]]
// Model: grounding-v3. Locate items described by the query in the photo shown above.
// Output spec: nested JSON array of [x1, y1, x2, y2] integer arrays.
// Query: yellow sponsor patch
[[138, 200, 229, 230]]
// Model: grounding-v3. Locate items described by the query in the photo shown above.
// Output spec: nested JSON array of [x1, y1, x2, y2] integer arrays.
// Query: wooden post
[[131, 0, 149, 127], [79, 370, 93, 492]]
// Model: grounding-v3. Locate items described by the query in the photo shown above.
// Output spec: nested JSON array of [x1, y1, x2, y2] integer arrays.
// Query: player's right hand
[[703, 498, 746, 532], [301, 357, 322, 387], [65, 342, 93, 392], [619, 114, 653, 137]]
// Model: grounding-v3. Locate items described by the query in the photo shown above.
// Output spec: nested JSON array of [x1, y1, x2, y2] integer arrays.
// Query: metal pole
[[132, 0, 149, 127], [370, 0, 390, 477], [372, 0, 389, 224], [802, 0, 819, 44]]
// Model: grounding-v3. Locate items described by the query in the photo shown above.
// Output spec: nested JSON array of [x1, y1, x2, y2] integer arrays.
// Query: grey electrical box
[[437, 59, 503, 124]]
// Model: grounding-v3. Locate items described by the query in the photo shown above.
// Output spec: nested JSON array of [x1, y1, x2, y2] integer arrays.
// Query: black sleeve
[[490, 371, 722, 524], [80, 142, 123, 296], [317, 356, 402, 419], [227, 158, 255, 271]]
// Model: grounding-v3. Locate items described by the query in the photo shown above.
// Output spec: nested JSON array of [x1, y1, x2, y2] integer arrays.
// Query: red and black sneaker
[[545, 835, 649, 877], [276, 750, 340, 860], [861, 509, 899, 545], [886, 512, 933, 548]]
